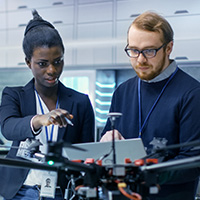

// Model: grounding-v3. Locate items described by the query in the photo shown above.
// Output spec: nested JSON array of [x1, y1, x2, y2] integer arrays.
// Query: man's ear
[[25, 58, 31, 69], [166, 40, 173, 55]]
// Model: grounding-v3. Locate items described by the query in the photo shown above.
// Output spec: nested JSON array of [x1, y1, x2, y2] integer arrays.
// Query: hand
[[100, 129, 124, 142], [32, 108, 73, 131]]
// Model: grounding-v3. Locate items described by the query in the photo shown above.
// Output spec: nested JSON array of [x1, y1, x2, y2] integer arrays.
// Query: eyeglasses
[[124, 43, 166, 59]]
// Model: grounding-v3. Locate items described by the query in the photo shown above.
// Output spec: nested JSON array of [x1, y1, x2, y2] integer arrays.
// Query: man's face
[[127, 25, 173, 81], [46, 178, 51, 186]]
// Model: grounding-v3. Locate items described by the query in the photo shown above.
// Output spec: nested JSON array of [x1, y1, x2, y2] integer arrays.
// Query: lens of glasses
[[142, 49, 156, 58], [126, 49, 139, 58]]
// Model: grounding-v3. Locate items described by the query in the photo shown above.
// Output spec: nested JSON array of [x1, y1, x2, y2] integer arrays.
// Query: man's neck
[[144, 60, 177, 83]]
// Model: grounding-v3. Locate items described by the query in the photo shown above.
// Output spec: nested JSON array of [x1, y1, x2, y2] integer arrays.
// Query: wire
[[66, 177, 76, 200], [75, 185, 84, 191], [69, 193, 75, 200], [118, 183, 142, 200], [95, 148, 113, 163]]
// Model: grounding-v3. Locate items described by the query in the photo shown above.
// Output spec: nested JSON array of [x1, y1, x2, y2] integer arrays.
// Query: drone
[[1, 109, 200, 200], [1, 138, 200, 200]]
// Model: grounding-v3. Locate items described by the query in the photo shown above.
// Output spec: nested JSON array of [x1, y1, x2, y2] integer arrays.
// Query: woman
[[0, 10, 94, 199]]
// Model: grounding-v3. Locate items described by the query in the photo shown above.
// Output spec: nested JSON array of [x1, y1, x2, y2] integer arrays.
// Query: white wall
[[0, 0, 200, 69]]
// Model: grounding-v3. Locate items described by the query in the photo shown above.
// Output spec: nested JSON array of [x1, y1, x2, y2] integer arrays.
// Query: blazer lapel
[[21, 79, 36, 116]]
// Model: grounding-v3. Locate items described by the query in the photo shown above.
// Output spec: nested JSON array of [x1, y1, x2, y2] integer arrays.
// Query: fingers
[[47, 109, 74, 127], [100, 129, 123, 142]]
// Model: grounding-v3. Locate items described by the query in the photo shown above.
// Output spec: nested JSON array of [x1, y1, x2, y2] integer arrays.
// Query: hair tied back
[[24, 9, 55, 36]]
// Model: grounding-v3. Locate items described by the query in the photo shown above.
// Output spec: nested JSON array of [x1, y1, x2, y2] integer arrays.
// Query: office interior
[[0, 0, 200, 198]]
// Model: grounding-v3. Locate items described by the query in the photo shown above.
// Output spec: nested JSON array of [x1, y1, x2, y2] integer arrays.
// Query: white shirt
[[24, 91, 59, 186]]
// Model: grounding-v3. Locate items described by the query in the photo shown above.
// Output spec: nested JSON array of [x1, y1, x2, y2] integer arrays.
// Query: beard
[[134, 55, 167, 81]]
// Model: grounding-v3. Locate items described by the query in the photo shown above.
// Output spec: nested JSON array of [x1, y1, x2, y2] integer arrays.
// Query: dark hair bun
[[24, 9, 55, 36]]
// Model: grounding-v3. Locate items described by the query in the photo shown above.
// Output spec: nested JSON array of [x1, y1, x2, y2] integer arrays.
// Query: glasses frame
[[124, 43, 166, 59]]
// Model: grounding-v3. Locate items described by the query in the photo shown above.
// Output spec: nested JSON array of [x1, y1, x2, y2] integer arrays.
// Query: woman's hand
[[32, 108, 73, 131]]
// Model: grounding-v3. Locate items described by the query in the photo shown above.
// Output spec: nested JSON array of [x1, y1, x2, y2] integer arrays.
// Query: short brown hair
[[128, 11, 173, 44]]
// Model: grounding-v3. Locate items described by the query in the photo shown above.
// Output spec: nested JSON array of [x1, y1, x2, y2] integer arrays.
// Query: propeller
[[0, 140, 86, 152], [0, 138, 4, 145], [141, 139, 200, 160]]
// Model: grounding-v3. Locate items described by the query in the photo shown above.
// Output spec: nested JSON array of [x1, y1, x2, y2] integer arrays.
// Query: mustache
[[136, 64, 152, 68]]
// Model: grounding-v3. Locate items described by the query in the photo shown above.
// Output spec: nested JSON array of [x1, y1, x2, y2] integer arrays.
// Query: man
[[45, 178, 51, 188], [101, 11, 200, 200]]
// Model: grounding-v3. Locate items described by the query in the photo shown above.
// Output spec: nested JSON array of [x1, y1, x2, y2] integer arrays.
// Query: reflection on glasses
[[124, 43, 166, 59]]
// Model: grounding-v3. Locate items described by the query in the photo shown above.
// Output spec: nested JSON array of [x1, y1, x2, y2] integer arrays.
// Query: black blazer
[[0, 79, 95, 199]]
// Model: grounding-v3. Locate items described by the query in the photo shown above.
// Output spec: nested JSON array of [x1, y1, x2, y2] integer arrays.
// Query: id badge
[[40, 171, 58, 198]]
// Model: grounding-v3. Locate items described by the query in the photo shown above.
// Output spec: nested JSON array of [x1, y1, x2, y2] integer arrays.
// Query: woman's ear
[[25, 58, 31, 69]]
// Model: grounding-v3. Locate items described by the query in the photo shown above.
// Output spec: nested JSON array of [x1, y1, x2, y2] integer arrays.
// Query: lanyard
[[138, 67, 178, 138], [35, 90, 59, 142]]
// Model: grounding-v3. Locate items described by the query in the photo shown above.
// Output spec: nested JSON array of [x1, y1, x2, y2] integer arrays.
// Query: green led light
[[47, 160, 54, 166]]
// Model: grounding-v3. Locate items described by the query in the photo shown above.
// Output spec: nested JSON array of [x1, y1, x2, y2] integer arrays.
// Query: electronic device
[[62, 138, 147, 165]]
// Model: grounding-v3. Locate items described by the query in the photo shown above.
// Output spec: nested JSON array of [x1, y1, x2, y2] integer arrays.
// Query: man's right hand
[[100, 129, 124, 142]]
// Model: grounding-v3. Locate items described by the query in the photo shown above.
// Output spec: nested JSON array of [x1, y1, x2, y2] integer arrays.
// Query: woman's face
[[26, 46, 64, 90]]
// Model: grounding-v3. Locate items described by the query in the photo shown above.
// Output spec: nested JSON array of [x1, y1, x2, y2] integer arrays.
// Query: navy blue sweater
[[102, 68, 200, 199]]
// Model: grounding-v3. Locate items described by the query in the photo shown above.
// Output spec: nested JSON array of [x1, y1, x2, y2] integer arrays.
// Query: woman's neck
[[35, 84, 59, 110]]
